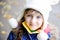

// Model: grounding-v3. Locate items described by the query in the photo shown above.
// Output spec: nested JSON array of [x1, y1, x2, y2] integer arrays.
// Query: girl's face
[[24, 10, 43, 30]]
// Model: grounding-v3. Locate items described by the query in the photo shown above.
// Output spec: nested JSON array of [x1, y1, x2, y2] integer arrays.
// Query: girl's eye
[[37, 16, 41, 19], [27, 15, 31, 17], [26, 15, 32, 17]]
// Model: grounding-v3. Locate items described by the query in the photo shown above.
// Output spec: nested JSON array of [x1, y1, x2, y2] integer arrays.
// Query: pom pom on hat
[[8, 18, 18, 28], [37, 31, 49, 40]]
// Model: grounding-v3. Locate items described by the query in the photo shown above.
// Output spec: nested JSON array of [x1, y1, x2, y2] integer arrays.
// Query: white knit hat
[[23, 0, 59, 30]]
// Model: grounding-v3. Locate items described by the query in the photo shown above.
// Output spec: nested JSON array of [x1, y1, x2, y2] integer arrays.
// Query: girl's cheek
[[38, 19, 43, 24], [25, 18, 31, 23]]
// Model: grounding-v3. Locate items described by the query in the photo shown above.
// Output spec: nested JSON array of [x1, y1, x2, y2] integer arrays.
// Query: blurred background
[[0, 0, 60, 40]]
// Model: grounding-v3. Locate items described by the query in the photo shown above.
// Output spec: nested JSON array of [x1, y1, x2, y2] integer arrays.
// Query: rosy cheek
[[25, 18, 31, 24], [38, 19, 42, 24]]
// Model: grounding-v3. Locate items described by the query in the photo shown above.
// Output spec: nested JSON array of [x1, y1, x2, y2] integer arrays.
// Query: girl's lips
[[30, 24, 36, 26]]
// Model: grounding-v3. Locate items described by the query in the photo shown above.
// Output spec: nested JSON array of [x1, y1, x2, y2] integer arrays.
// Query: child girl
[[6, 0, 59, 40]]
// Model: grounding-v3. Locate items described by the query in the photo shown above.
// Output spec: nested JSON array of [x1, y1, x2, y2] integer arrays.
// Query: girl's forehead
[[26, 10, 42, 15], [27, 9, 40, 13], [24, 9, 42, 16]]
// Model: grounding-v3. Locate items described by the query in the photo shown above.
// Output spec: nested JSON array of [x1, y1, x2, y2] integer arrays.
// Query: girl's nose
[[31, 17, 36, 23]]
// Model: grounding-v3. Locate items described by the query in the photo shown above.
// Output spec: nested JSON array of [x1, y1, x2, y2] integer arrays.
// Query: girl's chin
[[30, 26, 41, 30], [30, 27, 39, 30]]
